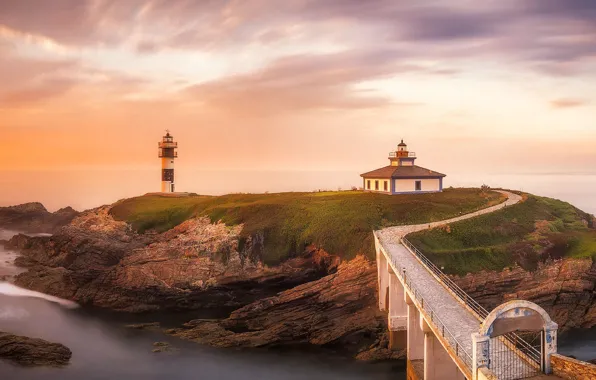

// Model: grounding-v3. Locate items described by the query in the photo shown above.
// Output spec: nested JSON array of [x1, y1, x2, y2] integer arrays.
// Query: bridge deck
[[376, 191, 548, 379], [378, 233, 480, 354]]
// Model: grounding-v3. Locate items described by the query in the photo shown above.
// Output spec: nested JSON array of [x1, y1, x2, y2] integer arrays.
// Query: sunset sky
[[1, 1, 595, 210]]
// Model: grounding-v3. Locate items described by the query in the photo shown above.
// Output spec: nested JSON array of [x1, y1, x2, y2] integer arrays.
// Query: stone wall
[[551, 353, 596, 380]]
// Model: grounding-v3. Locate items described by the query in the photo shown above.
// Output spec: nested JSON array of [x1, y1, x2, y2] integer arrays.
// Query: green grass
[[110, 188, 504, 265], [407, 195, 596, 275]]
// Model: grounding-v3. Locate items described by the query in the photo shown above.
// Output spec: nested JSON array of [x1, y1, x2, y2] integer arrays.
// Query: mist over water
[[0, 294, 404, 380]]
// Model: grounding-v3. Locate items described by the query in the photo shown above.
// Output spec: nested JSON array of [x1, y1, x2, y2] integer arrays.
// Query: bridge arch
[[474, 300, 558, 378], [480, 300, 554, 338]]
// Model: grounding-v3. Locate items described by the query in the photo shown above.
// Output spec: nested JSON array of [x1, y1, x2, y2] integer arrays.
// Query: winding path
[[381, 190, 522, 240]]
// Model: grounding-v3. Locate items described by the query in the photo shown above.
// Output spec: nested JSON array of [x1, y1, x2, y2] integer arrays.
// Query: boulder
[[0, 331, 71, 367], [0, 202, 78, 234]]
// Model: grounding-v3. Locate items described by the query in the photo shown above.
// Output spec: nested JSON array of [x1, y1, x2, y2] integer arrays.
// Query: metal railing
[[400, 237, 542, 370], [402, 237, 490, 318], [388, 151, 417, 158], [387, 252, 473, 372], [158, 151, 178, 158], [158, 142, 178, 147]]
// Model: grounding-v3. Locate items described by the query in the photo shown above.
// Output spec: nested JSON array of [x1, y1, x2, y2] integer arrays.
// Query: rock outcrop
[[0, 203, 78, 233], [12, 207, 338, 312], [168, 256, 396, 359], [0, 331, 72, 367], [451, 258, 596, 331]]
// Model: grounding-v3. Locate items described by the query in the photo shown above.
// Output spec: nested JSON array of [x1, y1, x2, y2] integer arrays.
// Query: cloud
[[0, 0, 594, 74], [0, 47, 152, 107], [1, 77, 77, 106], [183, 49, 432, 115], [550, 98, 589, 109], [0, 48, 79, 88]]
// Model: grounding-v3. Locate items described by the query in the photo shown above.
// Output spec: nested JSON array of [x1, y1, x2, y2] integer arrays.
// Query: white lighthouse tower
[[158, 130, 178, 193]]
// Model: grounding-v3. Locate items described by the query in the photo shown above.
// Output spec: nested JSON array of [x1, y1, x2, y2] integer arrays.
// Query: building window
[[367, 180, 371, 190], [162, 169, 174, 182], [415, 180, 422, 191], [375, 180, 379, 190], [384, 181, 388, 191]]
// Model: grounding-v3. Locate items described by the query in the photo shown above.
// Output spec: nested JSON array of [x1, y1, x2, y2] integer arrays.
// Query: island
[[2, 187, 595, 363]]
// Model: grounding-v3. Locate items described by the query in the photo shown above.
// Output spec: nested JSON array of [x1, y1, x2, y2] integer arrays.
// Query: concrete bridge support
[[388, 269, 407, 349], [421, 318, 466, 380], [405, 293, 424, 361], [376, 247, 389, 311]]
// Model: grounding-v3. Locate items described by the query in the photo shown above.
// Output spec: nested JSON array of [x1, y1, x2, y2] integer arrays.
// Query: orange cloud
[[550, 98, 589, 109]]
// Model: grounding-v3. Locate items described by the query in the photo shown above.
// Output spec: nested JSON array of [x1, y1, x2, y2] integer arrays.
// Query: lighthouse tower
[[158, 130, 178, 193], [388, 139, 416, 166]]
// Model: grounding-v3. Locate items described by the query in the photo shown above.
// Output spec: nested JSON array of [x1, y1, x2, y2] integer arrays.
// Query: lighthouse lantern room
[[158, 130, 178, 193]]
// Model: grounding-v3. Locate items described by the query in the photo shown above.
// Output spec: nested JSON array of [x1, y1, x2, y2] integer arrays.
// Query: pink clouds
[[0, 0, 593, 178]]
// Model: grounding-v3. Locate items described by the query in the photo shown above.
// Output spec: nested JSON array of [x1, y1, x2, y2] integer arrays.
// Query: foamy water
[[0, 229, 78, 309], [0, 282, 78, 309]]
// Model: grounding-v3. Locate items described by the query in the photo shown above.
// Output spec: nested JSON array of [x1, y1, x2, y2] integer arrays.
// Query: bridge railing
[[401, 237, 542, 368], [388, 254, 474, 372], [402, 237, 490, 318]]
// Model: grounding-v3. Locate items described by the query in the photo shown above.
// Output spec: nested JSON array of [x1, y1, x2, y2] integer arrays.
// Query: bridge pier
[[405, 292, 424, 360], [376, 247, 389, 311], [421, 318, 465, 380], [388, 269, 407, 350]]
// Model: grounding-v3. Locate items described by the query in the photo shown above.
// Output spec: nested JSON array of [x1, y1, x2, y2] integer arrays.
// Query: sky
[[0, 0, 595, 210]]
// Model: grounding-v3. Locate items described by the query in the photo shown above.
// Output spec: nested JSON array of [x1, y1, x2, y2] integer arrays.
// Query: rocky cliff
[[168, 255, 399, 360], [451, 258, 596, 331], [7, 204, 392, 358], [0, 202, 78, 233], [11, 206, 339, 313]]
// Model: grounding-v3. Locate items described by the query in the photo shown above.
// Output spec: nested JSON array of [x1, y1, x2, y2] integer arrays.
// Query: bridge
[[374, 191, 563, 380]]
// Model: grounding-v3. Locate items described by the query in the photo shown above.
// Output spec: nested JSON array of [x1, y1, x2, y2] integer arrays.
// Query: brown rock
[[0, 202, 78, 234], [451, 258, 596, 331], [13, 208, 338, 313], [125, 322, 161, 330], [0, 331, 71, 367], [169, 256, 387, 356]]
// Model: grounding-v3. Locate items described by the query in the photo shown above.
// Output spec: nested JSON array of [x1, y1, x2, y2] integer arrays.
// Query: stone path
[[376, 191, 545, 379], [380, 190, 522, 240]]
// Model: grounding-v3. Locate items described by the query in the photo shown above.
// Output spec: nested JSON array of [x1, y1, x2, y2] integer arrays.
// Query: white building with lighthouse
[[360, 140, 446, 194], [158, 131, 178, 192]]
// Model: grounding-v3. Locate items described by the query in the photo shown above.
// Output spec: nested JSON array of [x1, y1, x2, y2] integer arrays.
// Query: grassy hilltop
[[407, 194, 596, 275], [110, 188, 504, 264]]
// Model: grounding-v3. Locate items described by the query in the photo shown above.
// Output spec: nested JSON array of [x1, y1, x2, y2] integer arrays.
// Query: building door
[[375, 180, 379, 190], [415, 181, 422, 191], [384, 181, 388, 192]]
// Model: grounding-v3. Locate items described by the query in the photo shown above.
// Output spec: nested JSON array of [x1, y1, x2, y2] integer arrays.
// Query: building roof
[[398, 139, 407, 146], [360, 165, 446, 179]]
